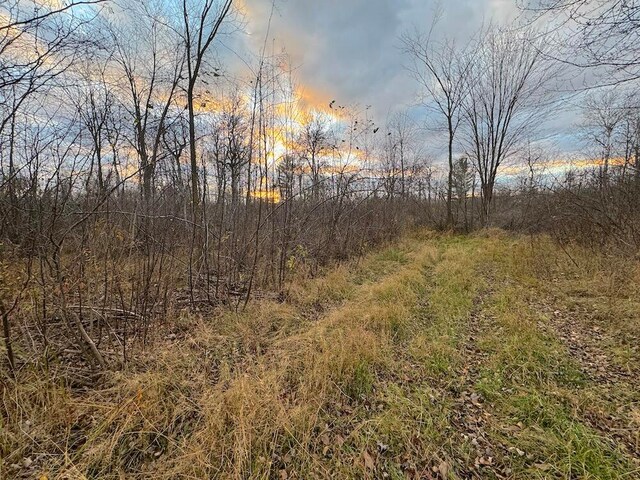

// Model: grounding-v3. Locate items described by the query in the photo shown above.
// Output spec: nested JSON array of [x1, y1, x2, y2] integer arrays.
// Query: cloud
[[239, 0, 522, 119], [226, 0, 584, 163]]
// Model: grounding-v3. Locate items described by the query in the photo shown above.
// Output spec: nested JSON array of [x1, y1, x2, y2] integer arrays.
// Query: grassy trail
[[333, 232, 639, 479], [2, 232, 639, 479]]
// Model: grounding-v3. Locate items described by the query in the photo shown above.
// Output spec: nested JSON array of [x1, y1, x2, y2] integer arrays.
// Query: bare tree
[[519, 0, 640, 86], [462, 27, 554, 224], [619, 102, 640, 180], [582, 90, 625, 183], [1, 0, 107, 373], [298, 112, 330, 200], [402, 18, 472, 227], [108, 0, 185, 203], [209, 90, 250, 207], [162, 112, 190, 195], [181, 0, 234, 214], [452, 156, 475, 231], [73, 67, 114, 195], [386, 112, 420, 200], [0, 1, 105, 136]]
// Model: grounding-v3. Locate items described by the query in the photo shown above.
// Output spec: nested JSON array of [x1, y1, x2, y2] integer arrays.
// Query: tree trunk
[[188, 83, 199, 219], [231, 169, 240, 208], [446, 119, 454, 228], [481, 181, 493, 226]]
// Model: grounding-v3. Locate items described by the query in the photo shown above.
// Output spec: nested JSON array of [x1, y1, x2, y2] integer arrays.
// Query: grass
[[471, 237, 639, 479], [474, 284, 632, 479], [2, 230, 639, 479]]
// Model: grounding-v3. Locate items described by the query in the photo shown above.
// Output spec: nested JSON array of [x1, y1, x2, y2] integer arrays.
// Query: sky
[[237, 0, 518, 117]]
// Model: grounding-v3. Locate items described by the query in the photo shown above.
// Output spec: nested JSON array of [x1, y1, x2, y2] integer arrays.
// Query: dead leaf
[[509, 447, 525, 456], [363, 450, 375, 470], [279, 469, 288, 479], [475, 456, 493, 466], [534, 463, 552, 471], [438, 460, 450, 478]]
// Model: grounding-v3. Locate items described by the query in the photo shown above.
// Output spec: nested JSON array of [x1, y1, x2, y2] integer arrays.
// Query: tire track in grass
[[307, 234, 639, 479], [286, 239, 445, 479], [326, 235, 499, 479], [447, 284, 507, 479], [387, 233, 640, 479], [509, 234, 640, 470]]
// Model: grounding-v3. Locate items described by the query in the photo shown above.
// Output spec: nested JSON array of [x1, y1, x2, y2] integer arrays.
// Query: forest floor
[[2, 230, 640, 479]]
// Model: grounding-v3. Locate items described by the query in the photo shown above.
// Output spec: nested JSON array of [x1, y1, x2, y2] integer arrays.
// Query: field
[[2, 230, 639, 479]]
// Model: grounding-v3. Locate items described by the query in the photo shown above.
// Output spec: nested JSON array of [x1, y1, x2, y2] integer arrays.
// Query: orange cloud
[[500, 156, 627, 177]]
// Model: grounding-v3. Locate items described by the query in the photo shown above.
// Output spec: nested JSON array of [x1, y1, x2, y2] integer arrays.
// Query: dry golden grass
[[2, 232, 435, 479]]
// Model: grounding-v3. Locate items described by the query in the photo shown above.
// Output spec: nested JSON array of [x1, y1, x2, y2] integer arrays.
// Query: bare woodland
[[1, 0, 639, 478]]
